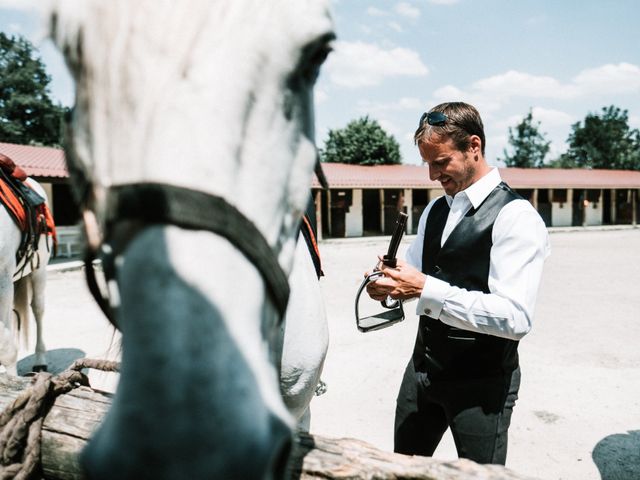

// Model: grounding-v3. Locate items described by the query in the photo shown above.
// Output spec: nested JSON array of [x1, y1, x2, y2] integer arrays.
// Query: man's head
[[414, 102, 490, 196]]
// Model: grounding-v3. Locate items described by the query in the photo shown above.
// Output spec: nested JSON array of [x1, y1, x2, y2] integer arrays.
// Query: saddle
[[0, 153, 58, 275]]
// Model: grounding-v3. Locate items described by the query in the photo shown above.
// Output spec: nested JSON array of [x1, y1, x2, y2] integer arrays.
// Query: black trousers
[[394, 360, 521, 465]]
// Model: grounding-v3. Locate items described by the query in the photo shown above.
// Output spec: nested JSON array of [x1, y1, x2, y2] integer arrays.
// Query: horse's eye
[[303, 43, 332, 84], [289, 34, 334, 90]]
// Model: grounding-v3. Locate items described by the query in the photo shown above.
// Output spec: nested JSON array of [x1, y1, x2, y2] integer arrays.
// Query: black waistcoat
[[414, 182, 521, 380]]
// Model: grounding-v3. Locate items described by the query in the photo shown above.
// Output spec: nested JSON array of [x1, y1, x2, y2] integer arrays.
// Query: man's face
[[418, 136, 477, 196]]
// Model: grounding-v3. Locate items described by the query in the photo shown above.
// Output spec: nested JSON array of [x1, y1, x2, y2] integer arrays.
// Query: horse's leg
[[279, 234, 329, 430], [0, 272, 18, 376], [29, 266, 47, 371]]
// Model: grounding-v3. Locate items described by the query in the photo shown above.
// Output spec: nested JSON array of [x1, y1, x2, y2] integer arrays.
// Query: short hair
[[414, 102, 486, 156]]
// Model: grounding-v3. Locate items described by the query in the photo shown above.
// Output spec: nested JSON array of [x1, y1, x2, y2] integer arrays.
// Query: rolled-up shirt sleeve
[[415, 199, 550, 340]]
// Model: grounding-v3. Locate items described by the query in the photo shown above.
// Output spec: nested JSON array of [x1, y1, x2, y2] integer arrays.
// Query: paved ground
[[13, 227, 640, 480]]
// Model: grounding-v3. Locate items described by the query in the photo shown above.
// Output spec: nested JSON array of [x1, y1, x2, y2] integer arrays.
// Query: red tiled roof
[[0, 142, 68, 178], [0, 144, 638, 189], [314, 163, 640, 189]]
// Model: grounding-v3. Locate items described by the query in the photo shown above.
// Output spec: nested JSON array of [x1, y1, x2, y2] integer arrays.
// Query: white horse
[[279, 225, 328, 430], [50, 1, 333, 478], [0, 177, 51, 376]]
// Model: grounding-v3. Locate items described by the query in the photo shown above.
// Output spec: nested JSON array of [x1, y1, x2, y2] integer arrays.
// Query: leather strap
[[104, 183, 290, 319]]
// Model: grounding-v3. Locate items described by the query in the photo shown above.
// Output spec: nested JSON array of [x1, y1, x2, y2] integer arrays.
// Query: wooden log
[[0, 373, 112, 480], [290, 433, 539, 480], [0, 374, 537, 480]]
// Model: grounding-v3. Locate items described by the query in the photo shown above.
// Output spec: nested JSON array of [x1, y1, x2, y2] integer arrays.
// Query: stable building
[[0, 142, 79, 226], [312, 163, 640, 239], [1, 142, 82, 257], [2, 142, 639, 241]]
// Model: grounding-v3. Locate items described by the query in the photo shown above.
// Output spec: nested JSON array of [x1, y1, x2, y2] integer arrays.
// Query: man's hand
[[364, 258, 426, 302]]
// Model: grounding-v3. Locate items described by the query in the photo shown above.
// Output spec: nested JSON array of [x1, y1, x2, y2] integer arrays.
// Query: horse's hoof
[[32, 364, 48, 373]]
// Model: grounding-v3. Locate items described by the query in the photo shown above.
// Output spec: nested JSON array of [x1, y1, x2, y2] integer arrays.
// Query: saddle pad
[[0, 175, 28, 230], [0, 177, 57, 247]]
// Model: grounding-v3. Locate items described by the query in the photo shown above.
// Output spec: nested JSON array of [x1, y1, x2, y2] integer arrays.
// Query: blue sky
[[2, 0, 639, 166]]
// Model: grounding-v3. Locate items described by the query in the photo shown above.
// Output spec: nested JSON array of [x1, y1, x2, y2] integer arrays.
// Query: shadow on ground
[[592, 430, 640, 480], [18, 348, 86, 376]]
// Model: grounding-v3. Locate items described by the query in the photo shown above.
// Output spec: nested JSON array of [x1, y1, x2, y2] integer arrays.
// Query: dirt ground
[[309, 228, 640, 480], [14, 227, 640, 480]]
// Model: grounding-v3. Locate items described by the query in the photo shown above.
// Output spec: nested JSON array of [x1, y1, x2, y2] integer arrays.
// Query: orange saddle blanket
[[0, 154, 57, 256]]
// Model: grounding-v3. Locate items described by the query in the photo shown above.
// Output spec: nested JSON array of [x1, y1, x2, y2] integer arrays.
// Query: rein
[[83, 182, 291, 326]]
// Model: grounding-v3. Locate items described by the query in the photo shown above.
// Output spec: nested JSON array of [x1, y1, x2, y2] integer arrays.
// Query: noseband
[[82, 182, 290, 327]]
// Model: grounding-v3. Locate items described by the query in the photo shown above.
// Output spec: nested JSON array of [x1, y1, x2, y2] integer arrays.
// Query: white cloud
[[367, 7, 387, 17], [0, 0, 38, 9], [472, 70, 579, 100], [314, 88, 329, 105], [495, 108, 574, 133], [432, 84, 465, 99], [325, 40, 429, 88], [573, 63, 640, 95], [377, 117, 402, 138], [431, 85, 503, 115], [427, 0, 460, 5], [388, 21, 403, 33], [395, 2, 421, 18], [358, 96, 424, 114], [433, 63, 640, 114], [530, 107, 574, 128]]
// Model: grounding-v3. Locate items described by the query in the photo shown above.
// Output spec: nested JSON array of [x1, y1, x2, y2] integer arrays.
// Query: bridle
[[76, 173, 329, 328], [67, 136, 328, 329], [76, 177, 292, 328]]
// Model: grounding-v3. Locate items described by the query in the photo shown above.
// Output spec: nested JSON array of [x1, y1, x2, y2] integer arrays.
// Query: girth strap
[[104, 182, 290, 318]]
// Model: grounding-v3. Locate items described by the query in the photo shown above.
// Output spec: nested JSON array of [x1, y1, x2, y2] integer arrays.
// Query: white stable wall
[[345, 189, 363, 237], [551, 203, 572, 227]]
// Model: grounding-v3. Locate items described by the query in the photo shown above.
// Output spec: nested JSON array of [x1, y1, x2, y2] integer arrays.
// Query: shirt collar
[[445, 168, 502, 209]]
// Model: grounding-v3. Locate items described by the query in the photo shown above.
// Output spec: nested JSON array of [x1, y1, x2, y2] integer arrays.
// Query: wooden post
[[326, 189, 332, 238], [314, 189, 323, 241], [581, 189, 587, 227], [379, 189, 384, 235], [404, 188, 413, 234], [0, 373, 539, 480]]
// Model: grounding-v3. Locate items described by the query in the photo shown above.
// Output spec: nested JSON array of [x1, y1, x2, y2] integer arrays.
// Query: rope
[[0, 358, 120, 479]]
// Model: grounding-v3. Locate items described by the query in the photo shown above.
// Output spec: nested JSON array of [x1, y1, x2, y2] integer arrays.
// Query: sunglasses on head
[[419, 111, 448, 128]]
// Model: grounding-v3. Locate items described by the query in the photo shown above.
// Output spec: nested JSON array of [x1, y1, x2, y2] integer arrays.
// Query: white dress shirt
[[405, 168, 550, 341]]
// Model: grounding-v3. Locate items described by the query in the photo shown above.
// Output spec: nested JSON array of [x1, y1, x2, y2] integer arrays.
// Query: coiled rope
[[0, 358, 120, 480]]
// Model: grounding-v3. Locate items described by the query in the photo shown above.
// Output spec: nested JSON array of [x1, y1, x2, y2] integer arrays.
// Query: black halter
[[83, 182, 291, 326]]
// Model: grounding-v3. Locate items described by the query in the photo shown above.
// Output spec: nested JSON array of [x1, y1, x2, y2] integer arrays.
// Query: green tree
[[320, 116, 401, 165], [500, 110, 550, 168], [558, 105, 640, 170], [0, 32, 66, 146]]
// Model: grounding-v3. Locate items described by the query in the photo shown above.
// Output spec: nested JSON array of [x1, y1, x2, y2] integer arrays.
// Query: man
[[366, 102, 550, 465]]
